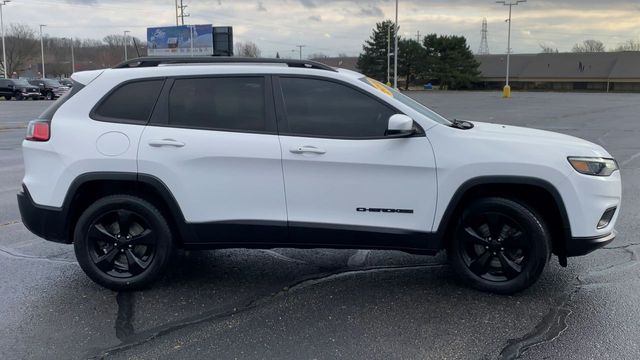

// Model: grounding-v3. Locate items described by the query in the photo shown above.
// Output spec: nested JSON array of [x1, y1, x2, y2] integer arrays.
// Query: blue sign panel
[[147, 25, 214, 56]]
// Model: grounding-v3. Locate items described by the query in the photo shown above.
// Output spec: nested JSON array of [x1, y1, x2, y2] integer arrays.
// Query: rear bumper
[[566, 230, 616, 257], [17, 185, 70, 244]]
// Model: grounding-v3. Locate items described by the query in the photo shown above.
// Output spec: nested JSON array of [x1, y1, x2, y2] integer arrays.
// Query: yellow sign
[[365, 78, 393, 98]]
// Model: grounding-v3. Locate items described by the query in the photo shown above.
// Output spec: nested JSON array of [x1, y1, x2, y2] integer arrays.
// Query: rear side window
[[279, 77, 396, 138], [93, 80, 164, 123], [168, 77, 266, 132], [39, 80, 85, 121]]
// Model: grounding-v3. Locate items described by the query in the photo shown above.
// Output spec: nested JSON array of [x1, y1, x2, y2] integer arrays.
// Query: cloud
[[308, 15, 322, 22], [358, 5, 384, 17], [257, 1, 267, 12]]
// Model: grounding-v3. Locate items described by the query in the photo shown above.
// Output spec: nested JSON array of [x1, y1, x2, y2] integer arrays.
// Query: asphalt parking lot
[[1, 91, 639, 360]]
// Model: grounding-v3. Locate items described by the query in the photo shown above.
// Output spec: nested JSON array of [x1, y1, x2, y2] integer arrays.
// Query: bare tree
[[3, 24, 39, 76], [539, 43, 559, 53], [572, 40, 606, 53], [308, 52, 328, 59], [234, 41, 261, 58], [614, 39, 640, 52]]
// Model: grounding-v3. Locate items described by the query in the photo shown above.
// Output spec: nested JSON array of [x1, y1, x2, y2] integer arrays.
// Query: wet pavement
[[1, 92, 639, 359]]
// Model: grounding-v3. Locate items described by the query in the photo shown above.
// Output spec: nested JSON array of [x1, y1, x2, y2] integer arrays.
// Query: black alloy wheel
[[87, 209, 156, 278], [448, 197, 550, 294], [74, 195, 174, 290], [458, 211, 529, 282]]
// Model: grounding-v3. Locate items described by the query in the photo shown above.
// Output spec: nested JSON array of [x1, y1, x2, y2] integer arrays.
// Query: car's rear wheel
[[448, 197, 550, 294], [45, 91, 53, 100], [16, 94, 23, 101], [74, 195, 174, 291], [3, 95, 10, 100]]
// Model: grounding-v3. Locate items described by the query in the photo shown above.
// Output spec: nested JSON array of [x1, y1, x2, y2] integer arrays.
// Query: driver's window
[[279, 77, 396, 138]]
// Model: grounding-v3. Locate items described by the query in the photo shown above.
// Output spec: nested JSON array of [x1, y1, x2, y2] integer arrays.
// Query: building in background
[[315, 52, 640, 92]]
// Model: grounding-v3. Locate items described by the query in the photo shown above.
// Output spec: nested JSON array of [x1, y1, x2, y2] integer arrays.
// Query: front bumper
[[21, 92, 41, 99], [566, 231, 616, 257], [17, 185, 70, 244]]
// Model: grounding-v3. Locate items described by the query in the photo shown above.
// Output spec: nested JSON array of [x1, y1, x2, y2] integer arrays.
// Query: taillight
[[26, 120, 50, 142]]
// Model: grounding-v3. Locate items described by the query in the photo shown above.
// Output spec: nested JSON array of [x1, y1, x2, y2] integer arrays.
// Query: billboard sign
[[147, 25, 213, 56]]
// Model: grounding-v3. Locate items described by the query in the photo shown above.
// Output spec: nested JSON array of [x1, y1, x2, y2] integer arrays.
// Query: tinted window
[[279, 77, 397, 138], [94, 80, 164, 122], [168, 77, 266, 132]]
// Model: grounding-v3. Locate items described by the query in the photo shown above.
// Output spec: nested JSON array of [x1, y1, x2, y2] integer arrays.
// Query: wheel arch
[[62, 172, 193, 246], [436, 176, 571, 266]]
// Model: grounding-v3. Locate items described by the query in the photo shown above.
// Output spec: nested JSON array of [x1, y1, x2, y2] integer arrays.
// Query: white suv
[[17, 57, 621, 293]]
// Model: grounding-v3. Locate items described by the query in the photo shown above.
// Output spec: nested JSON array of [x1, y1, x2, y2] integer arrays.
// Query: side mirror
[[386, 114, 416, 137]]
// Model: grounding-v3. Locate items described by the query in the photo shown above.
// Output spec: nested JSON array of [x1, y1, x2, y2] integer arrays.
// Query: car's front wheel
[[74, 195, 175, 290], [448, 197, 550, 294], [3, 95, 10, 100], [45, 91, 54, 100]]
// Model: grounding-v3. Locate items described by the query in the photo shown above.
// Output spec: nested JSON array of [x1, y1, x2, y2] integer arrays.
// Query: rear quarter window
[[91, 79, 164, 124], [39, 80, 85, 121]]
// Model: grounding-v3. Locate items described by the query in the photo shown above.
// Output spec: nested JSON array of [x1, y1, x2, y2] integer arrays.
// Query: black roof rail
[[113, 56, 337, 72]]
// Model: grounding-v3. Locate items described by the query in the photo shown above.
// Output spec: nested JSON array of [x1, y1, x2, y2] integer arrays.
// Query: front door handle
[[290, 146, 326, 155], [148, 139, 185, 148]]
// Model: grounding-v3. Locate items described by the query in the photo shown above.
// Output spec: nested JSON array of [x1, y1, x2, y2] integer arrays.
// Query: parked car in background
[[59, 79, 73, 87], [0, 78, 42, 100], [28, 79, 70, 100]]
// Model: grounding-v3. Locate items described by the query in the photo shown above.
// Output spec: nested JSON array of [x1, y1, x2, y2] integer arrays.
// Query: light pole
[[123, 30, 130, 61], [39, 24, 46, 78], [69, 38, 75, 75], [387, 24, 391, 85], [496, 0, 526, 98], [0, 1, 10, 79], [393, 0, 399, 89]]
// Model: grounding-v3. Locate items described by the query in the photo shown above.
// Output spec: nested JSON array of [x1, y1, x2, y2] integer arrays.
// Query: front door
[[274, 76, 438, 250]]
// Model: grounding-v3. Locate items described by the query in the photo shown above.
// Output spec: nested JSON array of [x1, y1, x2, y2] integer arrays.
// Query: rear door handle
[[290, 146, 326, 155], [148, 139, 185, 148]]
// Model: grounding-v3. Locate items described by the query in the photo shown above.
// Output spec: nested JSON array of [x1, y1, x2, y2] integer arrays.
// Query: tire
[[448, 197, 550, 294], [3, 95, 10, 100], [45, 92, 53, 100], [74, 195, 175, 291], [16, 94, 23, 101]]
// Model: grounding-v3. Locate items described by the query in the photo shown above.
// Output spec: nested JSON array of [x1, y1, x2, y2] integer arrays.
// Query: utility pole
[[175, 0, 179, 26], [123, 30, 130, 61], [393, 0, 399, 89], [478, 18, 490, 55], [178, 0, 189, 26], [39, 24, 46, 78], [296, 44, 306, 60], [415, 30, 421, 43], [0, 1, 10, 79], [387, 25, 391, 85], [496, 0, 526, 98]]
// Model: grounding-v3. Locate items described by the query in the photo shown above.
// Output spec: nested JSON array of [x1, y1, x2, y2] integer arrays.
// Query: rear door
[[274, 76, 438, 249], [137, 75, 288, 245]]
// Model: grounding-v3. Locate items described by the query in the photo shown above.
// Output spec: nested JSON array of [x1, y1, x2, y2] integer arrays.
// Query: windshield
[[43, 79, 62, 87], [360, 77, 451, 125], [13, 79, 31, 87]]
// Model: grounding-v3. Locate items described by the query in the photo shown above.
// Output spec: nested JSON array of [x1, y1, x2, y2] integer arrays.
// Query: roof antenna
[[132, 37, 141, 58]]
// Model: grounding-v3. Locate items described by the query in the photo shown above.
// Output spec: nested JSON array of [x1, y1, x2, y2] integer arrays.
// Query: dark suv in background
[[28, 79, 70, 100], [0, 78, 41, 100]]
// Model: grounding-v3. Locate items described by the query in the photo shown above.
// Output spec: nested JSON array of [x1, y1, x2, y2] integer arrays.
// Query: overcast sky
[[5, 0, 640, 57]]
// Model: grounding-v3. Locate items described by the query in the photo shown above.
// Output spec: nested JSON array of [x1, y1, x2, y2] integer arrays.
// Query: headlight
[[568, 157, 618, 176]]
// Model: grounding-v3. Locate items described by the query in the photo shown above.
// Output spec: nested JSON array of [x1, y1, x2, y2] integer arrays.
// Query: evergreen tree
[[398, 38, 427, 90], [357, 20, 395, 82], [276, 52, 280, 59], [422, 34, 480, 89]]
